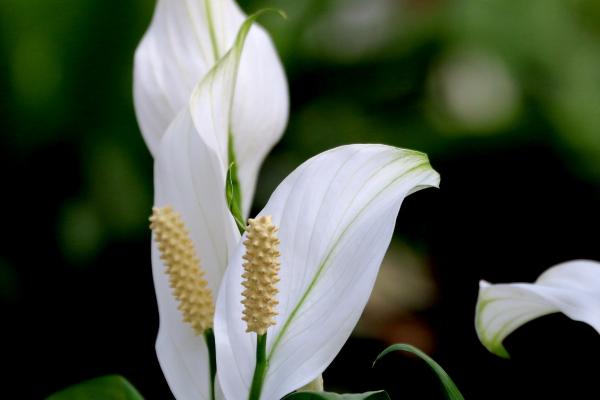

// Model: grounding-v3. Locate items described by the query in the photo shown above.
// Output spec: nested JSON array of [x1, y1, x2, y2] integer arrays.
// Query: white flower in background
[[134, 0, 288, 217], [430, 49, 521, 134], [215, 144, 440, 400], [146, 12, 286, 400], [475, 259, 600, 358]]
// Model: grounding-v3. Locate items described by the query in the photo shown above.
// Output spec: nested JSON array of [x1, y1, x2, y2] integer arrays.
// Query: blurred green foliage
[[47, 375, 143, 400], [1, 1, 599, 398], [1, 0, 598, 285]]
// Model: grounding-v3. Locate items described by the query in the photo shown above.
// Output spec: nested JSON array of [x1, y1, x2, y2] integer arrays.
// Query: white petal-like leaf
[[134, 0, 288, 216], [152, 106, 239, 400], [151, 16, 265, 399], [475, 259, 600, 358], [215, 144, 440, 400]]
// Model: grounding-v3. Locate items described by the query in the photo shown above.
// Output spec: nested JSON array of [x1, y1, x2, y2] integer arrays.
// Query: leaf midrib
[[266, 157, 429, 363]]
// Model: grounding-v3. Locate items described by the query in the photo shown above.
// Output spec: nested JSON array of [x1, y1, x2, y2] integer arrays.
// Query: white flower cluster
[[133, 1, 598, 399]]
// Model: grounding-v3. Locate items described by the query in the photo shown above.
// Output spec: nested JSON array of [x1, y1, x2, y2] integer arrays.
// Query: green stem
[[248, 333, 268, 400], [204, 329, 217, 400], [226, 132, 246, 234]]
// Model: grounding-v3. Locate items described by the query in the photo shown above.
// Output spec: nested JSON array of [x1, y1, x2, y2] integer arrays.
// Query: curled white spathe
[[214, 144, 440, 400], [134, 0, 289, 217], [142, 4, 288, 399], [475, 259, 600, 358]]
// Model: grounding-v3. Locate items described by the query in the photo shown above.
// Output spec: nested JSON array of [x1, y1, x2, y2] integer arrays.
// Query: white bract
[[137, 3, 440, 400], [475, 259, 600, 358], [214, 144, 440, 400], [140, 5, 287, 399], [135, 0, 288, 217]]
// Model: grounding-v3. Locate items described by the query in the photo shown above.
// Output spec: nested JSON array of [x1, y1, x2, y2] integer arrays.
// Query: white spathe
[[475, 259, 600, 358], [134, 0, 288, 216], [151, 15, 271, 400], [214, 144, 440, 400]]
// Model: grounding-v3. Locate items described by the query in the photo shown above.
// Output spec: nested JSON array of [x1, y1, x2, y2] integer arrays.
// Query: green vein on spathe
[[189, 12, 261, 111], [188, 10, 283, 235], [190, 9, 284, 110], [204, 0, 221, 61], [267, 155, 432, 362]]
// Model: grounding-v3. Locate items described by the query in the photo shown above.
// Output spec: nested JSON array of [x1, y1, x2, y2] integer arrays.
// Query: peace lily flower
[[134, 0, 289, 218], [214, 144, 440, 400], [140, 4, 440, 400], [152, 78, 441, 400], [145, 11, 287, 400], [153, 116, 440, 399], [475, 259, 600, 358]]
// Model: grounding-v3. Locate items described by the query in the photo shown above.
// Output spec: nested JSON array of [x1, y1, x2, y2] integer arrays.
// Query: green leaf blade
[[374, 343, 465, 400], [46, 375, 143, 400]]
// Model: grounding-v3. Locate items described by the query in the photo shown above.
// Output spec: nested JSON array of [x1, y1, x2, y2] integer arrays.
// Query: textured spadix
[[150, 14, 269, 400], [476, 259, 600, 358], [215, 144, 440, 400], [150, 206, 214, 335], [241, 216, 280, 335]]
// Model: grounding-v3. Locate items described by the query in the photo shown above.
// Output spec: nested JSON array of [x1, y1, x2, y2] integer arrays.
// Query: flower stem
[[248, 333, 268, 400], [226, 133, 246, 234], [204, 328, 217, 400]]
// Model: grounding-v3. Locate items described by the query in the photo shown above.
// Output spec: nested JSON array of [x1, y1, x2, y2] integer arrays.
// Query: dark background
[[1, 0, 599, 398]]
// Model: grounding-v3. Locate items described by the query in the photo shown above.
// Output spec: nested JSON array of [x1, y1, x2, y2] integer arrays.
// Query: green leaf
[[283, 390, 390, 400], [374, 344, 465, 400], [46, 375, 143, 400]]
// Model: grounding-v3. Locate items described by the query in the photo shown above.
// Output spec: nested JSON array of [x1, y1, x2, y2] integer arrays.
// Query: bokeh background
[[1, 0, 599, 398]]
